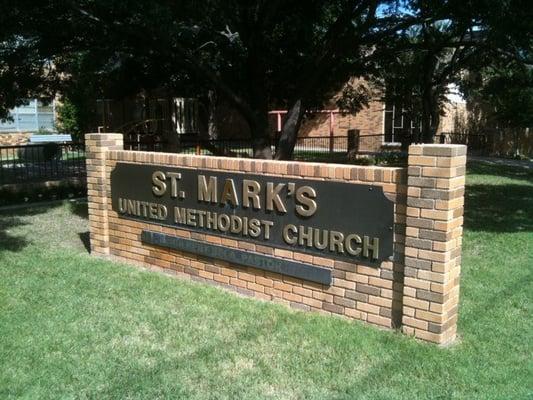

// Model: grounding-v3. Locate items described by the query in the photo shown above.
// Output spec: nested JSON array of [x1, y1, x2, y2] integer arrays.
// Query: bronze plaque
[[110, 162, 394, 266]]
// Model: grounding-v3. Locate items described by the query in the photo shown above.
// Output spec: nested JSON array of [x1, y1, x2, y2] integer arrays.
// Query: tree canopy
[[372, 0, 532, 142], [0, 0, 531, 157]]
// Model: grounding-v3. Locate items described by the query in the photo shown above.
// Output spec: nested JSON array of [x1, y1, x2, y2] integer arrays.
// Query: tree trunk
[[430, 105, 440, 143], [420, 50, 439, 143], [421, 93, 431, 143], [248, 112, 273, 159], [421, 95, 440, 144], [421, 72, 439, 144], [207, 90, 218, 140], [252, 136, 273, 158], [245, 46, 272, 159], [274, 99, 305, 160]]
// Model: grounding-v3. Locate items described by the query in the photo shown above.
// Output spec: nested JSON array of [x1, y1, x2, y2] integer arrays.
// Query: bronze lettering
[[266, 182, 287, 213], [186, 209, 197, 226], [118, 198, 127, 213], [140, 201, 149, 217], [206, 211, 217, 230], [283, 224, 297, 244], [152, 171, 167, 196], [127, 199, 137, 215], [345, 233, 362, 256], [158, 205, 168, 220], [242, 216, 249, 235], [295, 186, 317, 217], [261, 220, 274, 240], [243, 180, 261, 209], [329, 231, 345, 253], [149, 203, 158, 219], [298, 225, 313, 247], [196, 210, 206, 227], [220, 179, 239, 207], [230, 215, 243, 234], [363, 236, 379, 259], [167, 172, 181, 198], [249, 218, 261, 237], [218, 214, 230, 232], [174, 207, 187, 224], [198, 175, 218, 203], [313, 228, 328, 250]]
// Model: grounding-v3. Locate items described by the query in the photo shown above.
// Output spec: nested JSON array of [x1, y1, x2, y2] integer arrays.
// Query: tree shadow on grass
[[78, 231, 91, 253], [0, 217, 30, 251], [464, 184, 533, 232], [465, 161, 533, 233], [69, 200, 88, 219], [0, 206, 57, 252]]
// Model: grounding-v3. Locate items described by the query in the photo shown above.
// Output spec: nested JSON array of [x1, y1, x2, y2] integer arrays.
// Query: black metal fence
[[123, 132, 530, 158], [292, 136, 349, 161], [1, 131, 513, 187], [124, 140, 168, 152], [437, 133, 496, 156], [163, 135, 351, 161], [179, 138, 256, 157], [0, 136, 350, 186], [0, 143, 86, 185]]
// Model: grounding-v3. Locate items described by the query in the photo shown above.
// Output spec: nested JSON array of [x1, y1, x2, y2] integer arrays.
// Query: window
[[0, 99, 56, 132], [383, 101, 422, 143]]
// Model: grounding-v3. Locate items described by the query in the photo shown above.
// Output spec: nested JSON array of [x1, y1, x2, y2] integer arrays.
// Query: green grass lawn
[[0, 161, 531, 399]]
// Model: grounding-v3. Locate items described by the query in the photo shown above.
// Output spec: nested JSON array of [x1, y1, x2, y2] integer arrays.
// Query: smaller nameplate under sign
[[141, 230, 332, 285]]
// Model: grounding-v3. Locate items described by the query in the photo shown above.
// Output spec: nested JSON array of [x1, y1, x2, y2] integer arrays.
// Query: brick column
[[403, 144, 466, 345], [85, 133, 123, 255]]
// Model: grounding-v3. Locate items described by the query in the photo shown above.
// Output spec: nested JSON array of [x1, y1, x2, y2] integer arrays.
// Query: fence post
[[276, 112, 282, 133], [329, 111, 335, 153], [85, 133, 123, 255], [195, 139, 201, 155], [403, 143, 467, 345]]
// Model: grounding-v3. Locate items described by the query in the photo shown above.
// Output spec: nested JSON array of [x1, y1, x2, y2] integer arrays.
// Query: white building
[[0, 100, 56, 132]]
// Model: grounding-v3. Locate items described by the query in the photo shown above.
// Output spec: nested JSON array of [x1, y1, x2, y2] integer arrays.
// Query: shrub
[[56, 98, 80, 136], [347, 150, 375, 165], [374, 151, 407, 166], [347, 150, 407, 167], [350, 156, 375, 165], [0, 182, 86, 207]]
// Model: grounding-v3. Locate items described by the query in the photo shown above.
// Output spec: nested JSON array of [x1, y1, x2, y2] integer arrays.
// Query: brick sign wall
[[86, 133, 466, 345]]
